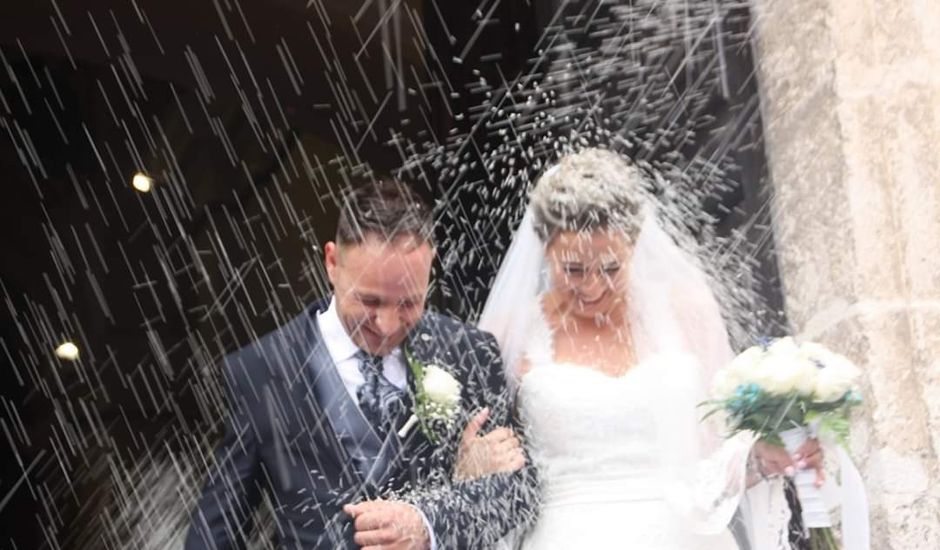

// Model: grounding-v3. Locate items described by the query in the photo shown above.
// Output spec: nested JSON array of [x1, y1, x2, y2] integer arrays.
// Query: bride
[[469, 148, 827, 549]]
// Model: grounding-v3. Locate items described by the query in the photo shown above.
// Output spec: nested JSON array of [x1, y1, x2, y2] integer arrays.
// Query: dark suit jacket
[[184, 300, 540, 549]]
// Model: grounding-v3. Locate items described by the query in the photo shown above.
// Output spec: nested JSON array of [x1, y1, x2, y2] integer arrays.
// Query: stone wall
[[751, 0, 940, 547]]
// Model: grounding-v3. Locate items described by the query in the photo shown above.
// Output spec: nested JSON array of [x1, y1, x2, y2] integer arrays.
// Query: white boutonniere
[[398, 346, 462, 442]]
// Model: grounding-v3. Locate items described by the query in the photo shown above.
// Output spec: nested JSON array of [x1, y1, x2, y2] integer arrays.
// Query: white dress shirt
[[317, 298, 409, 399], [316, 298, 438, 550]]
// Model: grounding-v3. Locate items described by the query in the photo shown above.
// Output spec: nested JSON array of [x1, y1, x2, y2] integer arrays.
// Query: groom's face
[[324, 233, 434, 356]]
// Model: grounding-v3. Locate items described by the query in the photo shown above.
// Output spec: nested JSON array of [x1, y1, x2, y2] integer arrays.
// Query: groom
[[184, 180, 538, 549]]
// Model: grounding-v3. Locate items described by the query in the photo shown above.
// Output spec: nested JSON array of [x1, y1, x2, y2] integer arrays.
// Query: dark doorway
[[0, 2, 783, 547]]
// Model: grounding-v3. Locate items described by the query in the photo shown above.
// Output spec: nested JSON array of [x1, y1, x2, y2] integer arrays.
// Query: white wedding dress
[[478, 159, 871, 549], [480, 203, 871, 550], [512, 304, 745, 549]]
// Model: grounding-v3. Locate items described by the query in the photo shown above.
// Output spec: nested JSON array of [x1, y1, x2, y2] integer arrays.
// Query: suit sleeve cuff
[[411, 504, 437, 550]]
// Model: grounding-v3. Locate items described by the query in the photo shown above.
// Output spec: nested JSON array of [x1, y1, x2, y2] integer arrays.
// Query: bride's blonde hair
[[530, 148, 647, 243]]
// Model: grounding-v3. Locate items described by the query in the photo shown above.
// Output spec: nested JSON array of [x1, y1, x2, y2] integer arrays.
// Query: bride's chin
[[574, 298, 628, 322], [574, 301, 610, 318], [575, 291, 607, 306], [575, 294, 611, 312]]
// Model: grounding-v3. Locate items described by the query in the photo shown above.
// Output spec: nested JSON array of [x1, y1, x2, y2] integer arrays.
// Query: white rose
[[422, 365, 461, 407], [810, 352, 861, 402], [726, 345, 766, 386], [767, 336, 800, 358], [799, 342, 856, 371], [791, 357, 821, 396], [711, 369, 741, 399], [751, 353, 819, 396], [798, 342, 834, 365], [711, 346, 763, 398]]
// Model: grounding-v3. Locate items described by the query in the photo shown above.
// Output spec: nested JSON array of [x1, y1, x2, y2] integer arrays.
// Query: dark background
[[0, 1, 784, 548]]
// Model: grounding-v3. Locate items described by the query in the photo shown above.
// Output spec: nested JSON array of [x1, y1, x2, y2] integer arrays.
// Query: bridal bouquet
[[705, 337, 863, 550]]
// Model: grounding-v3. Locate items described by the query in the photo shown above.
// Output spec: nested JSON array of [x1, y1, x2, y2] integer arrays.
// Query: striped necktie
[[355, 351, 407, 438]]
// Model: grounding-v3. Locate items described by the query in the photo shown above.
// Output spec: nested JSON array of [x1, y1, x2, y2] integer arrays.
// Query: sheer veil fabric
[[480, 204, 781, 549]]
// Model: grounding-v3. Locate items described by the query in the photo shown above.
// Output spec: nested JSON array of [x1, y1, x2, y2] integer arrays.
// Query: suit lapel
[[399, 350, 427, 452], [284, 302, 365, 488]]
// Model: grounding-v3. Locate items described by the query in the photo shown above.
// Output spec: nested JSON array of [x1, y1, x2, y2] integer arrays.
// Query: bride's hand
[[453, 408, 526, 482], [750, 439, 825, 487]]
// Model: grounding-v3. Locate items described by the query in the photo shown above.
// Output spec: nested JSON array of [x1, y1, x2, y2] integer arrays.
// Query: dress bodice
[[509, 304, 744, 549], [516, 303, 701, 505]]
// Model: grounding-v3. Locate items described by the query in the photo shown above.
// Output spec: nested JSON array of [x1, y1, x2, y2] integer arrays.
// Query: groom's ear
[[324, 241, 339, 283]]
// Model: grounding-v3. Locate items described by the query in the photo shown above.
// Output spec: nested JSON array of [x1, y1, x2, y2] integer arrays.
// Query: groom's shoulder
[[218, 304, 318, 385], [421, 310, 495, 344]]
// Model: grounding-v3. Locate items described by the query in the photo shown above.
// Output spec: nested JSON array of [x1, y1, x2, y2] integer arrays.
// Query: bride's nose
[[579, 271, 608, 295]]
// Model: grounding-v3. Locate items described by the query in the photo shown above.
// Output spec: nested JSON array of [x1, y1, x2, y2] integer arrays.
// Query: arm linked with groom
[[184, 180, 539, 550]]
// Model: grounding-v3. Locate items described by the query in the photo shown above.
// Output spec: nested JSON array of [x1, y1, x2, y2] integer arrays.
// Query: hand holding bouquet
[[705, 337, 863, 549]]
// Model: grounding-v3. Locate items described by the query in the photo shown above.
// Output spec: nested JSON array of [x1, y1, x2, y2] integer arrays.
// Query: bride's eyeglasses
[[561, 261, 622, 281]]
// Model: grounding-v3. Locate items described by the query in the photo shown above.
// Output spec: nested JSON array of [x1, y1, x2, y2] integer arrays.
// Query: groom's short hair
[[335, 180, 434, 246]]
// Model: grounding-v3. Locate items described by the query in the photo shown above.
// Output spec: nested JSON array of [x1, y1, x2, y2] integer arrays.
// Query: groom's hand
[[343, 500, 430, 550], [454, 407, 526, 481]]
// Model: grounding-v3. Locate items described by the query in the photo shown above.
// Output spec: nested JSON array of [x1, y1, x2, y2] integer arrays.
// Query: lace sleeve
[[653, 284, 793, 549], [650, 353, 757, 537]]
